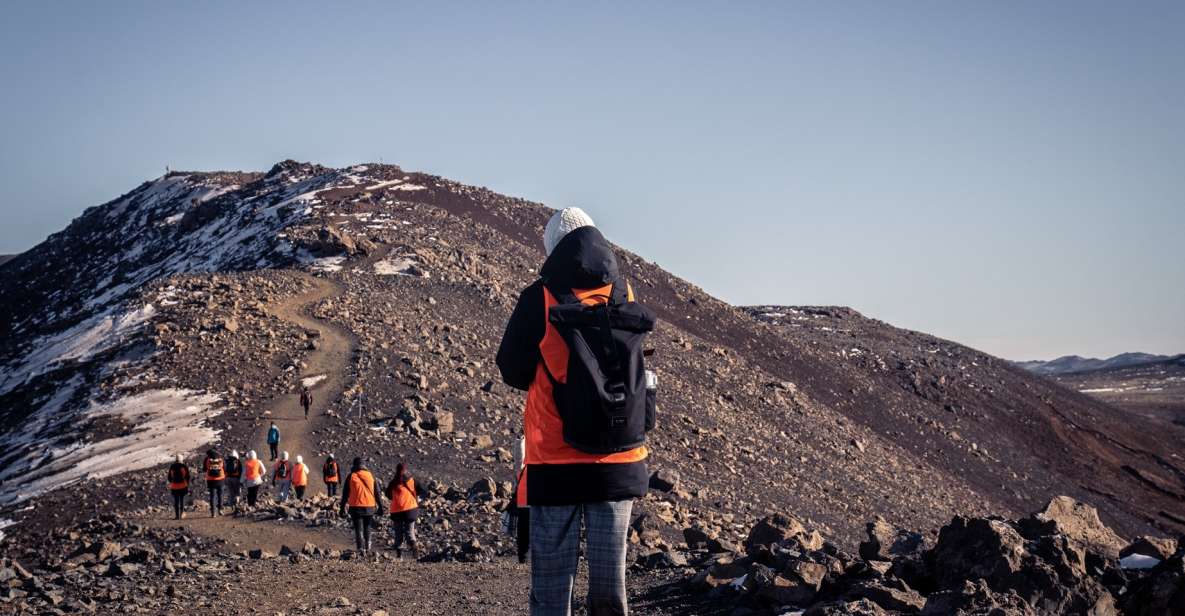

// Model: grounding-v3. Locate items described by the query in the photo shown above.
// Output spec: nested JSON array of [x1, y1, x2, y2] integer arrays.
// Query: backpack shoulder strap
[[610, 280, 629, 305]]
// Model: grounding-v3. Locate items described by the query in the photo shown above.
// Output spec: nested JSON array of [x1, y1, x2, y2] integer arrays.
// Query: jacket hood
[[539, 226, 620, 290]]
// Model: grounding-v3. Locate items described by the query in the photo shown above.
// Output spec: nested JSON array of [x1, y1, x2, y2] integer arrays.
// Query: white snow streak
[[0, 389, 223, 506], [0, 304, 156, 397]]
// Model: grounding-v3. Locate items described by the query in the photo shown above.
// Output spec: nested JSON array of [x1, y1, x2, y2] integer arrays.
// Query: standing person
[[225, 450, 243, 508], [291, 455, 310, 500], [166, 454, 191, 520], [242, 450, 266, 507], [385, 462, 420, 559], [496, 208, 657, 616], [202, 449, 226, 517], [273, 451, 292, 502], [339, 457, 383, 554], [266, 422, 281, 461], [513, 436, 530, 564], [322, 454, 340, 497], [300, 387, 313, 420]]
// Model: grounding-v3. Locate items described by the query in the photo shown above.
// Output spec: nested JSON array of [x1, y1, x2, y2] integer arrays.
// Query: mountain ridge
[[2, 159, 1182, 555], [1014, 352, 1176, 376]]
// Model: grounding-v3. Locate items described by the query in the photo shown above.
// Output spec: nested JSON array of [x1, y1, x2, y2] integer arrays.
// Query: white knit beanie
[[543, 208, 595, 256]]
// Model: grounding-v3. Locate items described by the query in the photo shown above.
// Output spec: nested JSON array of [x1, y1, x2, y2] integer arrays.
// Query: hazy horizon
[[1, 1, 1182, 360]]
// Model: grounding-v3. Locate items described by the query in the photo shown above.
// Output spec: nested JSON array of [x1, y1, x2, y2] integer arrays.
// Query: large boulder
[[1122, 536, 1179, 562], [929, 515, 1118, 615], [1119, 552, 1185, 615], [844, 580, 925, 613], [921, 580, 1039, 616], [755, 574, 818, 608], [928, 517, 1028, 591], [425, 411, 454, 434], [744, 513, 807, 557], [648, 469, 680, 492], [859, 516, 926, 561], [314, 224, 375, 257], [804, 599, 890, 616], [1021, 496, 1127, 560]]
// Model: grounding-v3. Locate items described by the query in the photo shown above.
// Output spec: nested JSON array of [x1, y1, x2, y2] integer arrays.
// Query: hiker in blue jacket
[[266, 422, 281, 461]]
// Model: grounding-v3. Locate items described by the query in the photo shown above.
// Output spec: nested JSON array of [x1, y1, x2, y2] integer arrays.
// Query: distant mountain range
[[0, 255, 15, 267], [1015, 352, 1179, 376]]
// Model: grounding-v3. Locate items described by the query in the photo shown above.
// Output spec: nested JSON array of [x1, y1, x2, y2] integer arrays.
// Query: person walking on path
[[225, 450, 243, 508], [513, 436, 531, 564], [166, 454, 191, 521], [242, 450, 266, 507], [340, 457, 383, 554], [385, 462, 420, 559], [322, 454, 340, 498], [496, 208, 657, 616], [292, 455, 310, 500], [300, 387, 313, 420], [266, 422, 281, 461], [273, 451, 292, 502], [202, 449, 226, 517]]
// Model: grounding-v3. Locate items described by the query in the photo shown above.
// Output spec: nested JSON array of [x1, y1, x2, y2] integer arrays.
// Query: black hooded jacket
[[495, 226, 648, 505]]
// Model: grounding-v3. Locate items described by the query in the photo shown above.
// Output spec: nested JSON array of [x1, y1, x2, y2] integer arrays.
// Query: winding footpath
[[146, 271, 358, 552]]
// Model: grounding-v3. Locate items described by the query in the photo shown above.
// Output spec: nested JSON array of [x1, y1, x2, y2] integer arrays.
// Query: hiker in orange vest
[[242, 450, 267, 507], [166, 454, 191, 520], [385, 462, 420, 559], [339, 457, 383, 554], [496, 208, 657, 615], [322, 454, 340, 497], [202, 449, 226, 517], [292, 455, 310, 500]]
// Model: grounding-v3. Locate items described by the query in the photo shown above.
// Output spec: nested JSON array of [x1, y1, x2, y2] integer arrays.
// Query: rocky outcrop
[[680, 496, 1180, 615]]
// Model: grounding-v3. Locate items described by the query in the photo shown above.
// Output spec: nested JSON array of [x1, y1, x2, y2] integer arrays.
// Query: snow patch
[[302, 374, 327, 388], [0, 388, 223, 506], [373, 257, 425, 277], [1120, 553, 1161, 569], [311, 256, 346, 272], [0, 304, 156, 397]]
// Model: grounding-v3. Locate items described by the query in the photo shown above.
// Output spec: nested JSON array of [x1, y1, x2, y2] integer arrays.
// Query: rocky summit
[[0, 161, 1181, 614]]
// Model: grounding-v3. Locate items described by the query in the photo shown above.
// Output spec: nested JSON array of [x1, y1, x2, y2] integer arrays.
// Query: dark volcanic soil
[[1, 161, 1182, 614]]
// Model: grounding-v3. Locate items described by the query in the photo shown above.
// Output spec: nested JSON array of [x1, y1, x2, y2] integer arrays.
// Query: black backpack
[[545, 281, 657, 454]]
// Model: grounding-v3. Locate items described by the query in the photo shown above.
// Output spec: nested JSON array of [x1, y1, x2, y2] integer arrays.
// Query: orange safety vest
[[389, 478, 418, 514], [515, 466, 528, 508], [525, 283, 648, 466], [347, 470, 377, 508], [167, 465, 189, 490], [204, 457, 226, 481], [323, 461, 339, 483], [244, 459, 263, 482], [292, 463, 308, 487]]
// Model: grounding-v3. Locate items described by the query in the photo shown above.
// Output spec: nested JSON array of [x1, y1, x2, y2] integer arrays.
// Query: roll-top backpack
[[545, 281, 657, 454]]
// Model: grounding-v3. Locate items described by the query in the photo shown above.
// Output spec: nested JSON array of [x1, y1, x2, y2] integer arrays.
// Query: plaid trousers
[[530, 500, 633, 616]]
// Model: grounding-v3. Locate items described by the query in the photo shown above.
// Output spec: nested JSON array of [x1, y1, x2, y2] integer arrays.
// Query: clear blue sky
[[1, 1, 1182, 360]]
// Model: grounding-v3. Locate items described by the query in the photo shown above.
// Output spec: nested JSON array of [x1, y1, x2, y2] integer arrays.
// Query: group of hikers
[[161, 208, 656, 615], [165, 435, 422, 558]]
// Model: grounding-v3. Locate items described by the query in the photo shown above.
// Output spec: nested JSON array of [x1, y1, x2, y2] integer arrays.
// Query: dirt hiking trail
[[145, 271, 357, 552]]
